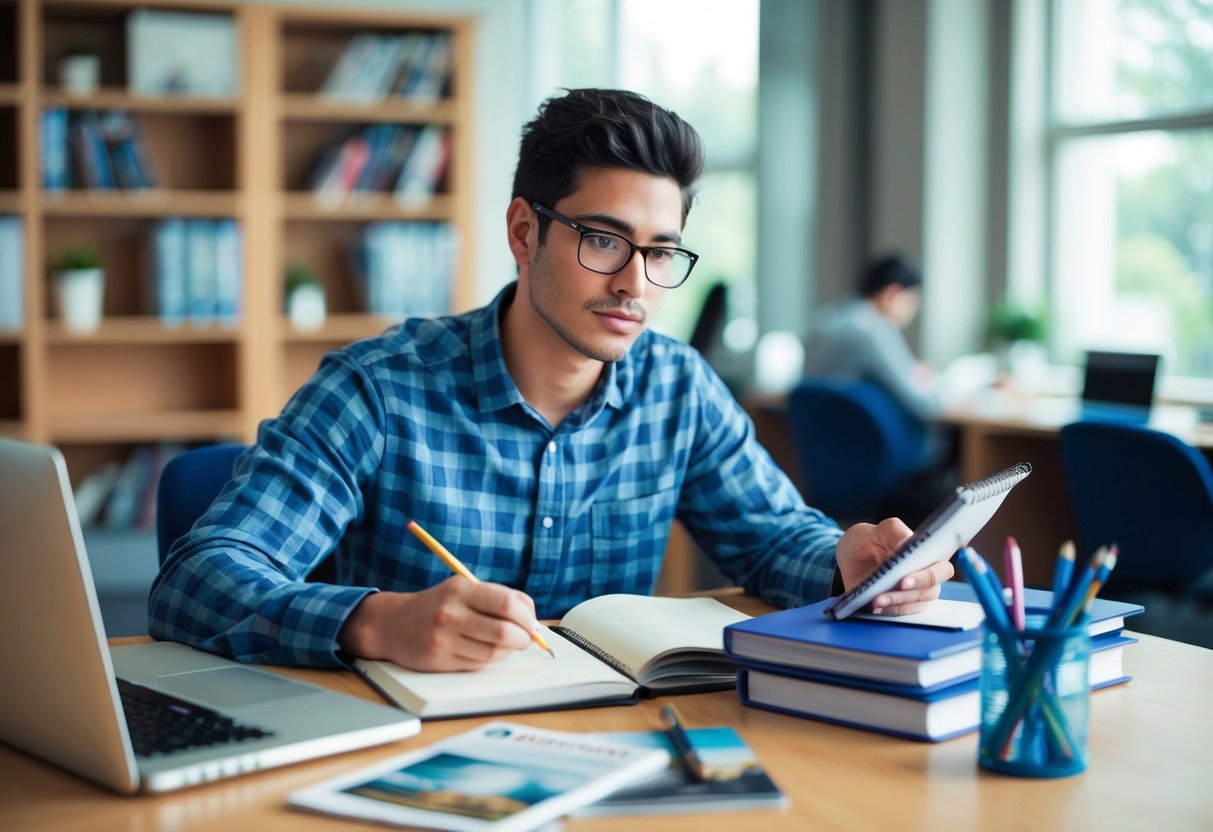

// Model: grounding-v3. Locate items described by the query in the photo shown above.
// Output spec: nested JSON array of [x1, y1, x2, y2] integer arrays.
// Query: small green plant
[[62, 38, 99, 59], [55, 245, 101, 272], [285, 263, 319, 294], [987, 300, 1048, 346]]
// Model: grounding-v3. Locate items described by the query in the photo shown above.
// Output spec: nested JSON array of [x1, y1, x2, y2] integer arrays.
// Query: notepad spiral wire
[[826, 461, 1032, 619], [955, 462, 1033, 504], [550, 627, 635, 680]]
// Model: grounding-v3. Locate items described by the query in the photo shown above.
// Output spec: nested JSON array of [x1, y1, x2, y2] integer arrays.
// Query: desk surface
[[3, 594, 1212, 832], [942, 388, 1213, 449]]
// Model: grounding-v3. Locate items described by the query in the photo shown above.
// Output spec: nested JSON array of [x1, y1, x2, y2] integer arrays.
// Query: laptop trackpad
[[156, 666, 318, 709]]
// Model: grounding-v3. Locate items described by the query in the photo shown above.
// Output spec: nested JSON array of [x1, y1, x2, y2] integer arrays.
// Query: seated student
[[148, 90, 954, 674], [802, 254, 958, 523]]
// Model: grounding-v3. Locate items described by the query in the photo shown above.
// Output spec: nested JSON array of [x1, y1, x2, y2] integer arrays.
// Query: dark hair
[[511, 89, 704, 239], [859, 254, 923, 298]]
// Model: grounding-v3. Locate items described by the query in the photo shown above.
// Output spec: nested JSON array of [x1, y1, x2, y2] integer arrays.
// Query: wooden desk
[[3, 596, 1212, 831], [942, 391, 1213, 586]]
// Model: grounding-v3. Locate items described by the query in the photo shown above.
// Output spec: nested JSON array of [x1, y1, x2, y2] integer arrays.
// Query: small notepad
[[852, 599, 986, 631]]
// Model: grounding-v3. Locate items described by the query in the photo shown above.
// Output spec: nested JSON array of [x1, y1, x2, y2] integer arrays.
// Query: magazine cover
[[574, 726, 787, 816], [287, 721, 669, 832]]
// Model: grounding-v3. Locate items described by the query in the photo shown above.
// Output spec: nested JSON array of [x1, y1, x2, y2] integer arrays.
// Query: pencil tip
[[546, 646, 556, 659]]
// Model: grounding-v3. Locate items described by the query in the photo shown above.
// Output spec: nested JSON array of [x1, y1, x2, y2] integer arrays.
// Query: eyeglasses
[[530, 201, 699, 289]]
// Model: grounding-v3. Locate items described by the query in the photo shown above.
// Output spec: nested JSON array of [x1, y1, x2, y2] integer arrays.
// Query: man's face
[[520, 167, 684, 363]]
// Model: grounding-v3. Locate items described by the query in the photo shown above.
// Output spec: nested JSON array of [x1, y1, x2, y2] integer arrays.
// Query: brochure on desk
[[288, 722, 669, 832]]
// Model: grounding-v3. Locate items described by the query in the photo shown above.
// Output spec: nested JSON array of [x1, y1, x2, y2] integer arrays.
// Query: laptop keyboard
[[118, 679, 275, 758]]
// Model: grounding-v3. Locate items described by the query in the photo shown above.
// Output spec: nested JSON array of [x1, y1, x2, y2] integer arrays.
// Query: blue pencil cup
[[978, 617, 1090, 778]]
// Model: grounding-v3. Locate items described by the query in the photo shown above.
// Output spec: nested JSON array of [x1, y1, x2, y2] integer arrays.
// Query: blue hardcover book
[[0, 216, 23, 330], [151, 218, 187, 324], [723, 582, 1143, 689], [41, 106, 69, 192], [212, 219, 242, 324], [737, 633, 1137, 743], [185, 219, 217, 323]]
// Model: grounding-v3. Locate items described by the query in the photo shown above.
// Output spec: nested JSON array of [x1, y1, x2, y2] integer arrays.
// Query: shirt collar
[[470, 281, 630, 418]]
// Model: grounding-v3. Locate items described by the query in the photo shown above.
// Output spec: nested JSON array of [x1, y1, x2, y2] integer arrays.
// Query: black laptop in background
[[1080, 350, 1160, 422]]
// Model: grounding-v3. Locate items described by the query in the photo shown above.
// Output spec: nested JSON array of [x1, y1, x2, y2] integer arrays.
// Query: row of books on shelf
[[321, 31, 451, 103], [149, 218, 242, 325], [0, 216, 23, 329], [722, 581, 1145, 742], [73, 443, 186, 531], [309, 123, 450, 205], [352, 221, 458, 320], [42, 108, 157, 192]]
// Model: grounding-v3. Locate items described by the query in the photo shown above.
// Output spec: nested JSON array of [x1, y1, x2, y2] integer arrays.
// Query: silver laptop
[[0, 438, 420, 793]]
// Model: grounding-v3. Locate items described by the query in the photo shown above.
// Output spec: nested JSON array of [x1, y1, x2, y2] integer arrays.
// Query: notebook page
[[559, 595, 751, 680]]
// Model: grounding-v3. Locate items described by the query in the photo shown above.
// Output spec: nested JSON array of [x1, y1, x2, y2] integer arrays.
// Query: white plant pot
[[55, 268, 105, 333], [59, 54, 100, 95], [288, 283, 326, 331]]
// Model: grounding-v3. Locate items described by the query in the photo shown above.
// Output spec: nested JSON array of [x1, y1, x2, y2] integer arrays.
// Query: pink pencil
[[1004, 536, 1025, 630]]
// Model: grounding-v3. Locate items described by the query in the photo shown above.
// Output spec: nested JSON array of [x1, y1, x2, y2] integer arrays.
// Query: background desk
[[3, 594, 1212, 831], [942, 392, 1213, 586], [742, 390, 1213, 589]]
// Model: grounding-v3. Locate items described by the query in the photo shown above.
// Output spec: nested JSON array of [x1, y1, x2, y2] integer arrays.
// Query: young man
[[149, 90, 953, 673]]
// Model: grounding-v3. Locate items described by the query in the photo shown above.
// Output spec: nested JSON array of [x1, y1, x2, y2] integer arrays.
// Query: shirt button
[[548, 441, 557, 453], [542, 516, 554, 529]]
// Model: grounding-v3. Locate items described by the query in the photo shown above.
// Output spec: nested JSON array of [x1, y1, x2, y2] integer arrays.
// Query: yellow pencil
[[407, 519, 555, 658]]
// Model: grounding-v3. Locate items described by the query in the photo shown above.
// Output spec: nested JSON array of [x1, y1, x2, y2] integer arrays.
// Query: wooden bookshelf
[[5, 0, 476, 509]]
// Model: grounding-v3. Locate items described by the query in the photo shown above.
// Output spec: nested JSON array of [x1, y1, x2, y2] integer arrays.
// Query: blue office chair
[[156, 443, 248, 563], [786, 379, 929, 524], [1059, 421, 1213, 597], [156, 442, 339, 582]]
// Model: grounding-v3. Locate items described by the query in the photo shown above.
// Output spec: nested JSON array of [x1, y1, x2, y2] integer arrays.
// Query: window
[[538, 0, 760, 343], [1048, 0, 1213, 383]]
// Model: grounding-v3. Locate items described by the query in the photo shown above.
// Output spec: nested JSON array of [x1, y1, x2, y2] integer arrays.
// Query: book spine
[[41, 106, 69, 192], [213, 219, 242, 325], [550, 626, 636, 682], [0, 216, 22, 329], [152, 217, 187, 325]]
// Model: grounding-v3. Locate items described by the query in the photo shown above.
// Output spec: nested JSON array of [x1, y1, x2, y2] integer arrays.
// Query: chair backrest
[[786, 379, 927, 523], [156, 443, 247, 563], [1059, 421, 1213, 594]]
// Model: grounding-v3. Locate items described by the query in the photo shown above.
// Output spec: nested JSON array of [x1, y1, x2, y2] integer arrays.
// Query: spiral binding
[[956, 461, 1033, 504], [839, 461, 1032, 598], [550, 626, 635, 680]]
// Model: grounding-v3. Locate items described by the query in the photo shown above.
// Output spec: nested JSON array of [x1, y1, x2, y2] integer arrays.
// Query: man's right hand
[[336, 577, 542, 672]]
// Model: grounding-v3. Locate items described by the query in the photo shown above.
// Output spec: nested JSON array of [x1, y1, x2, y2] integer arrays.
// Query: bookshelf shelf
[[281, 313, 395, 343], [48, 410, 245, 443], [281, 192, 453, 221], [42, 88, 242, 115], [40, 191, 242, 218], [280, 94, 458, 124], [44, 318, 244, 345], [9, 0, 474, 504]]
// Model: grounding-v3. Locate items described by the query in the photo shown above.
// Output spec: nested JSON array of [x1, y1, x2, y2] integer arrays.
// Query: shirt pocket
[[588, 495, 675, 596]]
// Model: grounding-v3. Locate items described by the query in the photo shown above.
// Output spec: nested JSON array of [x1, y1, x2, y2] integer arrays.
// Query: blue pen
[[1051, 547, 1107, 628], [957, 548, 1015, 639], [1050, 540, 1076, 614]]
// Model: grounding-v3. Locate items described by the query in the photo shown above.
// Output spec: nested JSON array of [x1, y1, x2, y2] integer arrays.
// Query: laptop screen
[[1081, 350, 1160, 409]]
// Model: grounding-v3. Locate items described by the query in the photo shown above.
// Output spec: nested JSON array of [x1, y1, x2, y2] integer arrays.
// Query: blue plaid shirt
[[148, 283, 842, 667]]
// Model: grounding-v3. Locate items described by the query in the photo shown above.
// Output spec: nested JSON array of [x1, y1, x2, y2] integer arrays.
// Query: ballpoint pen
[[661, 704, 708, 782], [407, 519, 555, 658]]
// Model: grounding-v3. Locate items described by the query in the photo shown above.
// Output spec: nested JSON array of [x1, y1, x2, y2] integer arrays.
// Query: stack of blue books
[[723, 582, 1143, 742]]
